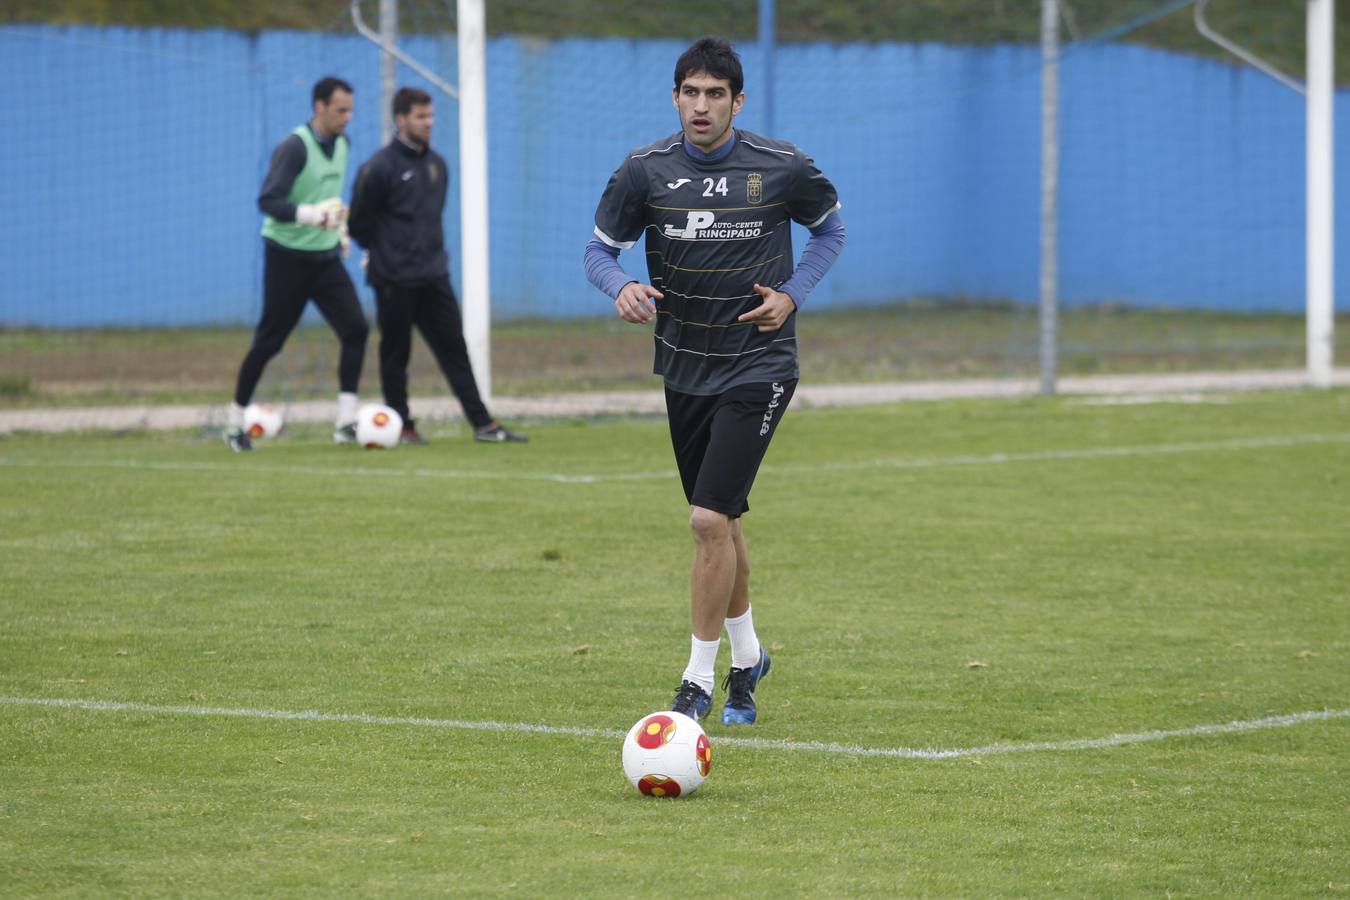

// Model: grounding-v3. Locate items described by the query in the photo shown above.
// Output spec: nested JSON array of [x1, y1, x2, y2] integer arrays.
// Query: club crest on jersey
[[747, 172, 763, 204]]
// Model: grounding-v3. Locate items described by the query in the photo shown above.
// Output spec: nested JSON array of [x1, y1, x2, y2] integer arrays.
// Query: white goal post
[[457, 0, 491, 403], [1193, 0, 1335, 387], [1305, 0, 1335, 388]]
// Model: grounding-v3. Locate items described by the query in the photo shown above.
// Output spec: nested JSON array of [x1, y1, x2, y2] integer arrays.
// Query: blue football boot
[[671, 679, 712, 722], [721, 647, 772, 725]]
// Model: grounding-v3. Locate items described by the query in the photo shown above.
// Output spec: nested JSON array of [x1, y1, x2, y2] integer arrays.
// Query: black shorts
[[665, 380, 797, 518]]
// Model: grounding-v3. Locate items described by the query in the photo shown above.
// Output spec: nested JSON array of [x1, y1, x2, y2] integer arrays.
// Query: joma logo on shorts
[[759, 382, 785, 436]]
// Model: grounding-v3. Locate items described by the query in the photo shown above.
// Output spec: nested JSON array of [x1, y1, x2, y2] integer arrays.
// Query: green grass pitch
[[1, 390, 1347, 896]]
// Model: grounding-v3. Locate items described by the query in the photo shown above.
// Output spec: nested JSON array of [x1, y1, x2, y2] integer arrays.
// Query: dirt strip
[[1, 370, 1346, 434]]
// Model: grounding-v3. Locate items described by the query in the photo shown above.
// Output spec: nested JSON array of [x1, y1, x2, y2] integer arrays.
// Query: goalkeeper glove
[[295, 203, 328, 228], [295, 198, 347, 232]]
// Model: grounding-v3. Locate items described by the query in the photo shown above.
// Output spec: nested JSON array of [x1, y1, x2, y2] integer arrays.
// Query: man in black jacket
[[347, 87, 524, 445]]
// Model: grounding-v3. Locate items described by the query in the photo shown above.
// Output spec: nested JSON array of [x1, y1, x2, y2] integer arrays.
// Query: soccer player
[[584, 37, 845, 725], [347, 87, 525, 445], [226, 76, 369, 452]]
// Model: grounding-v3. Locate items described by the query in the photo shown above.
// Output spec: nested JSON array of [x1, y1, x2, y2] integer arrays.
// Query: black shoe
[[333, 422, 357, 445], [400, 420, 428, 445], [671, 679, 712, 722], [225, 427, 253, 452], [475, 422, 527, 443]]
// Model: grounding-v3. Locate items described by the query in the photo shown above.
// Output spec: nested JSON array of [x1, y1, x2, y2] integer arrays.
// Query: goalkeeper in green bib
[[226, 76, 370, 451]]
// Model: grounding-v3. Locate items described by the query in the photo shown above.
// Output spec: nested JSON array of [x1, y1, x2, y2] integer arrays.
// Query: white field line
[[2, 432, 1347, 485], [0, 696, 1345, 761]]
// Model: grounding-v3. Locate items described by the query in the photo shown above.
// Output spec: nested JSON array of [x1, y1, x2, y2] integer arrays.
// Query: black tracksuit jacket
[[347, 138, 450, 287]]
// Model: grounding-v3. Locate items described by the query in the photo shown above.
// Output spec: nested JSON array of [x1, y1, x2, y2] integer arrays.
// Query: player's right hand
[[295, 203, 329, 228], [295, 199, 346, 231], [615, 282, 663, 324]]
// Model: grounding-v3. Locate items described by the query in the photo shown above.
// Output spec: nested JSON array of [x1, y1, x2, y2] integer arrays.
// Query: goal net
[[0, 0, 1341, 432]]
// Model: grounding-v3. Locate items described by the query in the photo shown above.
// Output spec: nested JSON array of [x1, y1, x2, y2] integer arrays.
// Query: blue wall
[[0, 25, 1345, 326]]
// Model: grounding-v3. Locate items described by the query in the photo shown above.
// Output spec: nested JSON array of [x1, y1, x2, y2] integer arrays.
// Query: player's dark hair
[[674, 36, 743, 96], [393, 87, 433, 117], [312, 76, 354, 106]]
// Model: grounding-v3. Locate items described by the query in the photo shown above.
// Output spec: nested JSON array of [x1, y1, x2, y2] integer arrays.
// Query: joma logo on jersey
[[747, 172, 763, 204], [663, 211, 765, 240]]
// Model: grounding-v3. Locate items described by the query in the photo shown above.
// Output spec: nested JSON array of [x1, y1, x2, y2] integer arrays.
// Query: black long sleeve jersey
[[593, 130, 840, 396]]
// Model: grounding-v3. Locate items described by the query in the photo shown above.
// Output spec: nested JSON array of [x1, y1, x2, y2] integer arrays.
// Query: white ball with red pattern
[[355, 403, 402, 449], [243, 403, 284, 440], [621, 710, 712, 798]]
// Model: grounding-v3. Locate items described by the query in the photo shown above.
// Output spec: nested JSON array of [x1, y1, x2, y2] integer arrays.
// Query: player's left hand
[[738, 284, 797, 332], [318, 197, 347, 233]]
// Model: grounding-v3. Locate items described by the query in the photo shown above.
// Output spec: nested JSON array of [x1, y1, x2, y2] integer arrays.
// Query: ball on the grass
[[356, 403, 402, 449], [243, 403, 284, 439], [621, 711, 711, 798]]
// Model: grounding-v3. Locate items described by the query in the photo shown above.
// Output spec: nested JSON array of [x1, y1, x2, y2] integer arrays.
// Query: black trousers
[[375, 275, 491, 429], [234, 243, 369, 406]]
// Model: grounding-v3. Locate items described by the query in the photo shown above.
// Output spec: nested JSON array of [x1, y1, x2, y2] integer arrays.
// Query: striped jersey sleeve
[[594, 146, 664, 250]]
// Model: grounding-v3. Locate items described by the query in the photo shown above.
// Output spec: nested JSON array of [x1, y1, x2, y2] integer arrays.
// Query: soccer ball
[[356, 403, 402, 449], [621, 711, 712, 798], [243, 403, 284, 439]]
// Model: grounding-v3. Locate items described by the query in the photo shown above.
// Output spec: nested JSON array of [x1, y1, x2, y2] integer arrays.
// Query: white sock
[[228, 402, 245, 429], [725, 606, 762, 670], [681, 636, 720, 696], [337, 392, 358, 425]]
